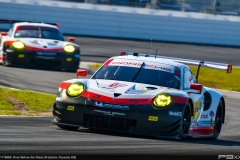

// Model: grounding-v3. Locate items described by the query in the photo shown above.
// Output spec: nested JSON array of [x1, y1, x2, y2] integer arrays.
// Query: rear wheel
[[57, 124, 79, 131], [180, 103, 191, 139], [212, 100, 223, 140]]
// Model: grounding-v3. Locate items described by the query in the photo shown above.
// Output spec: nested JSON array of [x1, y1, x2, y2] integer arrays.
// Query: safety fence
[[0, 0, 240, 46]]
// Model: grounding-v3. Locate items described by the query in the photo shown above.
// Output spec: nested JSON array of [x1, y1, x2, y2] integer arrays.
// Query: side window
[[189, 70, 197, 84], [8, 28, 13, 37], [183, 67, 191, 90]]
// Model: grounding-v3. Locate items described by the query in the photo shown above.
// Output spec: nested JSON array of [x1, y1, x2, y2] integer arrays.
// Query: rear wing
[[0, 19, 59, 27], [120, 51, 232, 74]]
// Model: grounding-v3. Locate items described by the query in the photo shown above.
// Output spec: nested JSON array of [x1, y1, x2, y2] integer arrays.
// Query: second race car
[[0, 19, 80, 71]]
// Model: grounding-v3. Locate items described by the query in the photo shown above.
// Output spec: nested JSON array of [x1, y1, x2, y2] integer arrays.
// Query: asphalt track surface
[[76, 37, 240, 66], [0, 37, 240, 159]]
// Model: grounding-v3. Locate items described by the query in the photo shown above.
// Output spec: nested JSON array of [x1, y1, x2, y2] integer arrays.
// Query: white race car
[[52, 51, 232, 140], [0, 19, 80, 71]]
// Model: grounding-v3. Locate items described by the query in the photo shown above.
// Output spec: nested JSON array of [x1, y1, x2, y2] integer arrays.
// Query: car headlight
[[64, 44, 75, 53], [153, 94, 171, 107], [12, 41, 24, 49], [67, 83, 84, 97]]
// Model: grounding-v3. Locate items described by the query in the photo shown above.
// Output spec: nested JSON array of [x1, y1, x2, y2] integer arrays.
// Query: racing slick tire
[[57, 124, 79, 131], [179, 102, 191, 139], [211, 100, 223, 140], [3, 52, 11, 66]]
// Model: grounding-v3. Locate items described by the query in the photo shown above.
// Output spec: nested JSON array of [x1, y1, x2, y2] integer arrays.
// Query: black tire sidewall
[[180, 103, 191, 139], [213, 100, 223, 140]]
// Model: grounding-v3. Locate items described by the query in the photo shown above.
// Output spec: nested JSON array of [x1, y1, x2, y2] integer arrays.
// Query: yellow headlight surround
[[12, 41, 24, 49], [153, 94, 172, 107], [64, 44, 75, 53], [67, 83, 84, 97]]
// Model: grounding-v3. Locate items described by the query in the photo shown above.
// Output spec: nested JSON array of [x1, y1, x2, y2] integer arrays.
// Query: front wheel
[[57, 124, 79, 131], [179, 103, 191, 139], [3, 52, 11, 66], [212, 100, 223, 140]]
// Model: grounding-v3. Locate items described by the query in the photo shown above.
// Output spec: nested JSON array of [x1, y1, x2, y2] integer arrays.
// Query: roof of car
[[114, 55, 185, 68], [14, 22, 58, 29]]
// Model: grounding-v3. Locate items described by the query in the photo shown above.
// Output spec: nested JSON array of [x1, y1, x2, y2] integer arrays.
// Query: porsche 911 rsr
[[0, 20, 80, 70], [51, 51, 232, 140]]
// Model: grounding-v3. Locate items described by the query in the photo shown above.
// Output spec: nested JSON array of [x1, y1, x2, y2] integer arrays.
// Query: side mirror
[[0, 32, 7, 36], [67, 37, 75, 43], [190, 84, 202, 94], [76, 69, 88, 78]]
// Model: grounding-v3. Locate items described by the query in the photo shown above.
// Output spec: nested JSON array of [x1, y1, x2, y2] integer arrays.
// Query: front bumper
[[5, 48, 80, 70], [52, 92, 186, 138]]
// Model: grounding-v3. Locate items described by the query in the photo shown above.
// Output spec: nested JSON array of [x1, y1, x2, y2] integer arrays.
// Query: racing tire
[[3, 52, 11, 66], [57, 124, 79, 131], [179, 103, 191, 139], [211, 100, 223, 140]]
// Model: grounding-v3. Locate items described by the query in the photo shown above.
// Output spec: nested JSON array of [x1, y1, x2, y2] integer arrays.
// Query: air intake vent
[[114, 93, 121, 97], [145, 87, 158, 90], [203, 92, 212, 111]]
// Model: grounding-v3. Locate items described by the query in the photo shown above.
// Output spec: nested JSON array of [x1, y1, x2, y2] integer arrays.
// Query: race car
[[0, 19, 80, 70], [51, 51, 232, 139]]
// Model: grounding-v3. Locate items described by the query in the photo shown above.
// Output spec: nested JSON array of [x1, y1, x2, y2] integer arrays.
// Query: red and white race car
[[0, 19, 80, 71], [52, 52, 232, 140]]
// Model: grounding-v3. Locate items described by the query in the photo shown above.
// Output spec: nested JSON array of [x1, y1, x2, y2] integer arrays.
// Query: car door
[[182, 67, 204, 124]]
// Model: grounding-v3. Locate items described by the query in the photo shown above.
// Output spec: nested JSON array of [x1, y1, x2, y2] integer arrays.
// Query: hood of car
[[14, 38, 76, 49], [86, 79, 173, 99]]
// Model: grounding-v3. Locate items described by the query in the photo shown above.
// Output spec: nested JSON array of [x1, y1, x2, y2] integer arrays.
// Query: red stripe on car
[[25, 46, 64, 52], [172, 96, 189, 104], [81, 90, 152, 105], [103, 58, 113, 66], [0, 56, 2, 61], [59, 81, 72, 89], [188, 126, 214, 137], [81, 91, 189, 105], [5, 40, 14, 46]]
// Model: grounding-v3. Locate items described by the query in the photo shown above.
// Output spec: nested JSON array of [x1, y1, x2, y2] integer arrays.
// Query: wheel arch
[[188, 98, 194, 117], [220, 96, 225, 124]]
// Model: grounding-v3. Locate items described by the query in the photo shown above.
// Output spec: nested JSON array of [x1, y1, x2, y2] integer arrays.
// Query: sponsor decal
[[56, 97, 62, 101], [36, 52, 56, 56], [36, 56, 55, 59], [188, 75, 192, 81], [32, 39, 42, 44], [169, 111, 182, 116], [209, 110, 215, 117], [93, 101, 129, 110], [111, 61, 171, 72], [67, 106, 75, 111], [94, 109, 125, 116], [148, 116, 158, 121], [201, 114, 208, 119], [109, 83, 127, 88]]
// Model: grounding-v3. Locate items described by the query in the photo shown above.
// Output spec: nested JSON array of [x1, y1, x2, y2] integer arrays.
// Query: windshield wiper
[[132, 62, 145, 82]]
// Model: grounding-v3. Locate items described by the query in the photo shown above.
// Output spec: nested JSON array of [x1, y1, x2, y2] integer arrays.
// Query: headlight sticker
[[64, 44, 75, 53], [67, 83, 84, 97]]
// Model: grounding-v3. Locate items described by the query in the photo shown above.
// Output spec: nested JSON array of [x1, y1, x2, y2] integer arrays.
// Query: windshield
[[92, 66, 180, 89], [14, 26, 65, 41]]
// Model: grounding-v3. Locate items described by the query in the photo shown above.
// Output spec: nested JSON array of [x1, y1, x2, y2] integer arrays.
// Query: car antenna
[[155, 49, 158, 58]]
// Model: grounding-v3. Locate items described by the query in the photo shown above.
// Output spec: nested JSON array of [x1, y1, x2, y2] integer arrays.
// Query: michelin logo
[[169, 111, 182, 116], [93, 101, 129, 110]]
